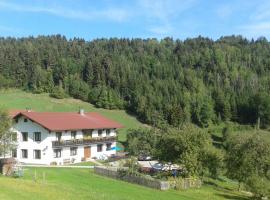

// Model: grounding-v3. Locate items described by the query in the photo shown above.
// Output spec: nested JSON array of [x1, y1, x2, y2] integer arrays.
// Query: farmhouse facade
[[8, 109, 122, 165]]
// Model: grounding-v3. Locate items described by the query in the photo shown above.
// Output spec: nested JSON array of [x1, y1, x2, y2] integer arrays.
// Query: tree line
[[0, 35, 270, 128], [126, 125, 270, 199]]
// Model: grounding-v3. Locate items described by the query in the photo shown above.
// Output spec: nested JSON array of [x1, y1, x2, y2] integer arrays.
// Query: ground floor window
[[54, 149, 62, 158], [34, 150, 41, 159], [21, 149, 28, 158], [97, 144, 103, 152], [70, 147, 78, 156], [106, 143, 112, 151], [12, 149, 17, 158]]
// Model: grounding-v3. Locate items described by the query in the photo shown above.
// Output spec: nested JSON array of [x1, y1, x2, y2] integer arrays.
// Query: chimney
[[79, 108, 85, 115]]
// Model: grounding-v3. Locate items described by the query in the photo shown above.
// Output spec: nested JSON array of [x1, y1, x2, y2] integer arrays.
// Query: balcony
[[52, 136, 116, 148]]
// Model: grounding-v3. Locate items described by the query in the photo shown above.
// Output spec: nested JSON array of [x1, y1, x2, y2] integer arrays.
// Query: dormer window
[[24, 118, 28, 122]]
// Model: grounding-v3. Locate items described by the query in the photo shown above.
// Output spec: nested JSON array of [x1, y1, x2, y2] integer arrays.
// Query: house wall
[[12, 116, 52, 165], [12, 116, 117, 165]]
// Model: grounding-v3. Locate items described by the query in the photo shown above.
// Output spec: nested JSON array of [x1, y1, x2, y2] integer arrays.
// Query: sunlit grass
[[0, 167, 249, 200]]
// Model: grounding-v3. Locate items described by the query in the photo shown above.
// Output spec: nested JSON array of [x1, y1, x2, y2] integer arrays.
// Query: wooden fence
[[94, 166, 170, 190]]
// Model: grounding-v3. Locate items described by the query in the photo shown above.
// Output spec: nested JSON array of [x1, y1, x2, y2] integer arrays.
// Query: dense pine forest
[[1, 35, 270, 128]]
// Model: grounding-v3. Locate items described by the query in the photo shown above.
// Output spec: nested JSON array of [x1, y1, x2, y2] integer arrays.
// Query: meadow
[[0, 89, 144, 141], [0, 167, 248, 200]]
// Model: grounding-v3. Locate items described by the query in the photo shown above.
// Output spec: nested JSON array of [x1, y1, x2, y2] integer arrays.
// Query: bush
[[50, 85, 67, 99], [245, 175, 270, 199]]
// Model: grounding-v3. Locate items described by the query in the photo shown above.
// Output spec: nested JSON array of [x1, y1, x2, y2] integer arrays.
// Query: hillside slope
[[0, 89, 143, 141]]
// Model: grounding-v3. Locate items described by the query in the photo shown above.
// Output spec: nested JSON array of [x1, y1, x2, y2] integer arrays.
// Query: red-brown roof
[[9, 109, 28, 118], [11, 111, 123, 131]]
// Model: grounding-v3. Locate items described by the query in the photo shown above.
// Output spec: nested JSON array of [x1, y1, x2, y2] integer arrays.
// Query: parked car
[[152, 162, 182, 172], [97, 154, 108, 161], [152, 163, 164, 171], [138, 154, 152, 161]]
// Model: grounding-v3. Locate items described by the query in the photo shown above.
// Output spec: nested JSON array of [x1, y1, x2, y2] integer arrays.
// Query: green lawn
[[0, 167, 249, 200], [0, 89, 144, 141], [70, 161, 96, 166]]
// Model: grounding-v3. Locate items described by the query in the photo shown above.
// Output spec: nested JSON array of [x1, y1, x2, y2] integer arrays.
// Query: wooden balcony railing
[[52, 136, 116, 148]]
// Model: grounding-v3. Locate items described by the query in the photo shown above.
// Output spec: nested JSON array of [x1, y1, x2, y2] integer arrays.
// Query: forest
[[0, 35, 270, 128]]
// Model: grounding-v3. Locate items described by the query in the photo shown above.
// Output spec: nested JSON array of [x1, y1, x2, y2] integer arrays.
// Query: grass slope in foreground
[[0, 167, 248, 200], [0, 89, 143, 141]]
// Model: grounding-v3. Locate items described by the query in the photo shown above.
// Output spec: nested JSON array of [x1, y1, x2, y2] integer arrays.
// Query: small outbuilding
[[0, 158, 16, 176]]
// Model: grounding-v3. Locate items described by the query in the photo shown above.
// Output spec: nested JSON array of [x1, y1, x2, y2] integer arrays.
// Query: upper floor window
[[34, 132, 41, 142], [70, 147, 78, 156], [24, 118, 28, 122], [106, 129, 110, 136], [21, 149, 28, 158], [22, 132, 28, 141], [97, 144, 103, 152], [56, 132, 62, 141], [12, 149, 17, 158], [98, 130, 103, 137], [71, 131, 77, 139], [83, 130, 92, 139], [33, 150, 41, 159], [54, 149, 61, 158]]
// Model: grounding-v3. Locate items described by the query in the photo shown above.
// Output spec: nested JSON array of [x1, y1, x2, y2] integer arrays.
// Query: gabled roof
[[11, 111, 123, 131], [9, 109, 27, 118]]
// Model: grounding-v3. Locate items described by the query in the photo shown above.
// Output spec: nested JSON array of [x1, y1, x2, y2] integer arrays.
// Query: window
[[98, 130, 103, 137], [21, 149, 28, 158], [34, 132, 41, 142], [53, 149, 61, 158], [12, 149, 17, 158], [70, 147, 78, 156], [71, 131, 77, 139], [97, 144, 103, 152], [22, 132, 28, 141], [33, 150, 41, 159], [83, 130, 92, 139], [56, 132, 62, 141], [11, 132, 17, 141], [24, 118, 28, 122], [106, 129, 110, 136], [106, 143, 112, 151], [15, 118, 18, 123]]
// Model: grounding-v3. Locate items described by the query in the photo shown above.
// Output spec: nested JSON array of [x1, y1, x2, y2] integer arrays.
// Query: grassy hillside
[[0, 167, 249, 200], [0, 89, 143, 141]]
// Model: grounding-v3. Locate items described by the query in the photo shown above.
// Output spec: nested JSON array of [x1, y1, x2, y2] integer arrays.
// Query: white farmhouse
[[8, 109, 123, 165]]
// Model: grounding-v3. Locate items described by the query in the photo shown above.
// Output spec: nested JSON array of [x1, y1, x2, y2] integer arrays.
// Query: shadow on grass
[[203, 180, 234, 192], [215, 193, 249, 200]]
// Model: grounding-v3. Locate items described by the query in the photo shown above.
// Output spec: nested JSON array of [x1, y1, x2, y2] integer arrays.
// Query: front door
[[84, 146, 91, 158]]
